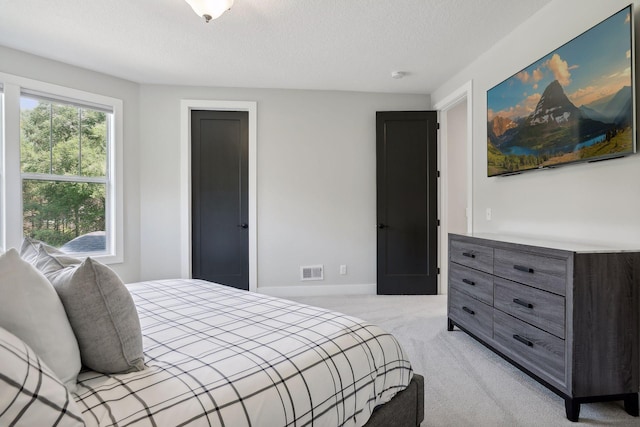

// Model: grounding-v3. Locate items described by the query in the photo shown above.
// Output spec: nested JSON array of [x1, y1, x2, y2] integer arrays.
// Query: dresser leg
[[447, 318, 454, 331], [565, 398, 580, 422], [624, 393, 639, 416]]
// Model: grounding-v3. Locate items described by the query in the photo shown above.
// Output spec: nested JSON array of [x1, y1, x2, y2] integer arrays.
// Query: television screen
[[487, 5, 635, 177]]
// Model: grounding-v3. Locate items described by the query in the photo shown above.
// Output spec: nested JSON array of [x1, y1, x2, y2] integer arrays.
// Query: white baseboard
[[257, 283, 376, 298]]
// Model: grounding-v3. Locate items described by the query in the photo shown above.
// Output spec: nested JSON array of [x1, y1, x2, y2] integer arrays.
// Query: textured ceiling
[[0, 0, 553, 93]]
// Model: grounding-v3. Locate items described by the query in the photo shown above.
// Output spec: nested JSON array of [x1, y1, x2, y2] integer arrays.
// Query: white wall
[[432, 0, 640, 248], [138, 85, 429, 291], [0, 45, 142, 282]]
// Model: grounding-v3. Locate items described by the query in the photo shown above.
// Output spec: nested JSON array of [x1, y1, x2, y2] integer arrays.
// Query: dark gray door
[[191, 110, 249, 290], [376, 111, 438, 295]]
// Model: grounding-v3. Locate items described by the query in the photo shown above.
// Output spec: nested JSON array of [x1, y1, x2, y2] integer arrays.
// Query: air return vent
[[300, 265, 324, 281]]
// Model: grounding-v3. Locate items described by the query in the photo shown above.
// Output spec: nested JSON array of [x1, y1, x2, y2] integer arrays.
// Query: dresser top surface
[[451, 233, 640, 254]]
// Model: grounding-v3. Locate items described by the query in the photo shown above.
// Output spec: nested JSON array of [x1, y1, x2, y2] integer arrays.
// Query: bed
[[71, 279, 424, 426]]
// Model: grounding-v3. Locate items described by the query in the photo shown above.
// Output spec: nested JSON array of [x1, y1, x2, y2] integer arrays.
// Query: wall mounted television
[[487, 5, 635, 177]]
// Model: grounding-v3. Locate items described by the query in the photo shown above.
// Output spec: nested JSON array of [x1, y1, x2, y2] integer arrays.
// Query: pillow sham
[[19, 236, 64, 263], [0, 249, 81, 392], [20, 236, 42, 263], [35, 245, 145, 374], [0, 327, 85, 426]]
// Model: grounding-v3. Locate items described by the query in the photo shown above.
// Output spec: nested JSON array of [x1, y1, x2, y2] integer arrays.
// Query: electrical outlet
[[339, 265, 347, 275]]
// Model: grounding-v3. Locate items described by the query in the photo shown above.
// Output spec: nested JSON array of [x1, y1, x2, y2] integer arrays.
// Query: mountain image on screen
[[489, 80, 631, 156], [486, 6, 634, 177], [488, 80, 633, 176]]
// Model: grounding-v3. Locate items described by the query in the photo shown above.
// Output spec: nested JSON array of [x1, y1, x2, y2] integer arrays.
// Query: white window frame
[[0, 72, 123, 264]]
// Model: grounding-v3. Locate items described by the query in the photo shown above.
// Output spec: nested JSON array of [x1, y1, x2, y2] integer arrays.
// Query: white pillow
[[0, 326, 84, 426], [0, 249, 81, 391]]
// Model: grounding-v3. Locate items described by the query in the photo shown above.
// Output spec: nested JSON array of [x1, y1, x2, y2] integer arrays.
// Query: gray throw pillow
[[19, 236, 64, 264], [35, 245, 145, 374], [0, 249, 81, 392], [19, 236, 40, 263]]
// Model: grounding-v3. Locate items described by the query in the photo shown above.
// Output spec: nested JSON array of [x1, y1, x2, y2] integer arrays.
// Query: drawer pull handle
[[462, 306, 475, 315], [514, 265, 534, 274], [462, 252, 476, 259], [513, 298, 534, 309], [462, 279, 475, 286], [513, 334, 533, 347]]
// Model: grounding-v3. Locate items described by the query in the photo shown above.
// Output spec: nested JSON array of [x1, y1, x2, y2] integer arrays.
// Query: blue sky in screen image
[[488, 6, 632, 121]]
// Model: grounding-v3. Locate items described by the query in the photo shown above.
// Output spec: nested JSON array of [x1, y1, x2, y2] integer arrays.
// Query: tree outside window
[[20, 95, 109, 254]]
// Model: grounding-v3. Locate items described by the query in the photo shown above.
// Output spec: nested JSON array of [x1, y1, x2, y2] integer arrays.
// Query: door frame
[[434, 80, 473, 294], [180, 100, 258, 292]]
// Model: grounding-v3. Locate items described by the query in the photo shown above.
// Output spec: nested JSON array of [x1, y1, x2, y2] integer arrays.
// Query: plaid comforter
[[74, 279, 413, 426]]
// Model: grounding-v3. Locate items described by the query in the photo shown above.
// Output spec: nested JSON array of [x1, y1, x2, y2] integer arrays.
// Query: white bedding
[[74, 279, 413, 426]]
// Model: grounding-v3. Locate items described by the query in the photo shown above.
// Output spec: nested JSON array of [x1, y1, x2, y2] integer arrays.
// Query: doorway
[[446, 101, 468, 235], [180, 100, 258, 292], [191, 110, 249, 290], [434, 81, 473, 293], [376, 111, 438, 295]]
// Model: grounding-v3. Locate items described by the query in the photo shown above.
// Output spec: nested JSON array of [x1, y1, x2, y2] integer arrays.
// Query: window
[[20, 93, 110, 254], [0, 74, 123, 263]]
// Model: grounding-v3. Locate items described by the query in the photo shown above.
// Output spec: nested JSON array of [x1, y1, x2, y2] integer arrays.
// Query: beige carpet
[[287, 294, 638, 427]]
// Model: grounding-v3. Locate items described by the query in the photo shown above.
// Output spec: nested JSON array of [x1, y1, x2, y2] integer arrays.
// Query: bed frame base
[[364, 374, 424, 427]]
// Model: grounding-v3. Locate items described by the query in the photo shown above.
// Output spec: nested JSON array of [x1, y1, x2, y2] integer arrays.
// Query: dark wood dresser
[[447, 233, 640, 422]]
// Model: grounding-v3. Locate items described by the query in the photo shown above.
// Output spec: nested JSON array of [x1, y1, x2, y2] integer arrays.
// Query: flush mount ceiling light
[[185, 0, 234, 23]]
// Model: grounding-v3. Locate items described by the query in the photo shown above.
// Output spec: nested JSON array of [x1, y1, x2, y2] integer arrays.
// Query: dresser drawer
[[494, 248, 567, 295], [450, 239, 494, 274], [494, 310, 565, 387], [449, 262, 493, 305], [448, 288, 492, 341], [494, 277, 565, 338]]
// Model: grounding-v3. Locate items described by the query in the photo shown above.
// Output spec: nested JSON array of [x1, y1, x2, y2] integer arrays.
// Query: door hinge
[[437, 123, 440, 130], [437, 170, 440, 178], [437, 268, 441, 275], [437, 219, 440, 226]]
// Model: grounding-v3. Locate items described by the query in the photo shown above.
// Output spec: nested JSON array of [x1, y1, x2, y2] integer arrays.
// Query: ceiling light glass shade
[[185, 0, 234, 22]]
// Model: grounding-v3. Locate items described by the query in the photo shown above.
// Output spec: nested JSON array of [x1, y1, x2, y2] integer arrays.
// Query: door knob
[[377, 223, 387, 229], [238, 223, 248, 229]]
